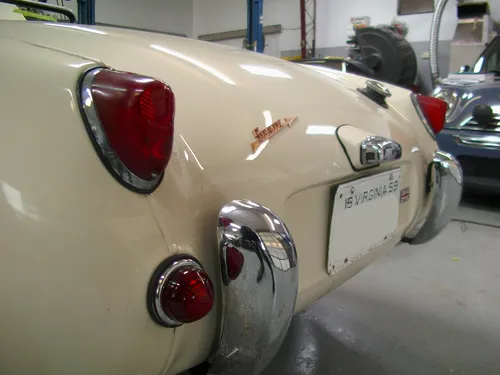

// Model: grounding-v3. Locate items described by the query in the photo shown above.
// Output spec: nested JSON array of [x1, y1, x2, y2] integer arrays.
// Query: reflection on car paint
[[151, 44, 236, 85]]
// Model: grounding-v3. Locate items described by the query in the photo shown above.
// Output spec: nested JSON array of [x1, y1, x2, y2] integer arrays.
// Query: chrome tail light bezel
[[77, 66, 168, 194]]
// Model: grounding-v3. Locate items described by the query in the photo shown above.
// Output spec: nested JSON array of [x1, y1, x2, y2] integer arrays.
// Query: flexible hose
[[429, 0, 450, 88]]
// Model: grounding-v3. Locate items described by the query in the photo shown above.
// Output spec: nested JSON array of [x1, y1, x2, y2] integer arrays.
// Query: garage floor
[[261, 193, 500, 375]]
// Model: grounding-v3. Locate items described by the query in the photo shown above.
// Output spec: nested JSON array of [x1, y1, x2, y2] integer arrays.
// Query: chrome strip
[[453, 134, 500, 150], [209, 199, 299, 375], [404, 150, 463, 245], [79, 67, 163, 192], [360, 136, 402, 165]]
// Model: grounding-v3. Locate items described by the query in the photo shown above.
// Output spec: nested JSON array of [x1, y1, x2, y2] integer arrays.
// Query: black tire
[[353, 27, 418, 88]]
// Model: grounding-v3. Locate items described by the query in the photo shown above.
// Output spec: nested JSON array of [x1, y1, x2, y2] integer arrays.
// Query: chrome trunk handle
[[360, 136, 402, 165]]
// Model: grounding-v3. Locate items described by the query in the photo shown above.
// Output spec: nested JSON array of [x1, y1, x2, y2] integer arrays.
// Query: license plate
[[327, 169, 401, 275]]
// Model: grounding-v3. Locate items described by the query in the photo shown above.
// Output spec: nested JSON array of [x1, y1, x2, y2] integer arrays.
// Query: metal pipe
[[300, 0, 306, 58], [429, 0, 450, 88], [312, 0, 317, 57]]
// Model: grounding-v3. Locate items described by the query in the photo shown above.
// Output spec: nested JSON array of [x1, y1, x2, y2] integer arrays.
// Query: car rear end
[[0, 18, 462, 375]]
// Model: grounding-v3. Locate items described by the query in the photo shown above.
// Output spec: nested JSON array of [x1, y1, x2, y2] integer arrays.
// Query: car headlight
[[432, 86, 458, 118]]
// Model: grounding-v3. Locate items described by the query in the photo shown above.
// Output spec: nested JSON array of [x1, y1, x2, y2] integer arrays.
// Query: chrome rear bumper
[[206, 151, 461, 374], [209, 200, 298, 375], [404, 150, 463, 244]]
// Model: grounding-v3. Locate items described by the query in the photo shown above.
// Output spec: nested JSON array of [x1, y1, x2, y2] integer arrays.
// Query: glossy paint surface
[[0, 21, 438, 375]]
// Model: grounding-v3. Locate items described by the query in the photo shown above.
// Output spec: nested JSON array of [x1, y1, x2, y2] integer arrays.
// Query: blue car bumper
[[437, 129, 500, 193]]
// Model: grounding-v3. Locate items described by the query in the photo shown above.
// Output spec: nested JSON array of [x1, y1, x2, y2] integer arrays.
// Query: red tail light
[[225, 245, 244, 281], [219, 217, 233, 228], [79, 67, 175, 193], [413, 94, 447, 135], [161, 266, 214, 323], [149, 257, 214, 327]]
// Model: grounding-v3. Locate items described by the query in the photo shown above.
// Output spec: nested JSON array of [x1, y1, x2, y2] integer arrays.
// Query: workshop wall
[[49, 0, 500, 93], [310, 0, 500, 93], [95, 0, 194, 37], [191, 0, 470, 93], [193, 0, 300, 52], [47, 0, 194, 36], [307, 0, 460, 94]]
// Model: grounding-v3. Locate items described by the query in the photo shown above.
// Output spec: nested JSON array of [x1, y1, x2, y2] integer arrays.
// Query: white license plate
[[327, 169, 401, 275]]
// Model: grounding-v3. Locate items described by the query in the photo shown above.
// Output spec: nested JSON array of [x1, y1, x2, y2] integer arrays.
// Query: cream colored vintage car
[[0, 2, 462, 375]]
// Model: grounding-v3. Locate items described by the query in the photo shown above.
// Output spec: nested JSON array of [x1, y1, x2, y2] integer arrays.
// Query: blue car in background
[[433, 36, 500, 195]]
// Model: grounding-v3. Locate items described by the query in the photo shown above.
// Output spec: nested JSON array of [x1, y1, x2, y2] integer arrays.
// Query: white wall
[[316, 0, 459, 48], [96, 0, 194, 37], [193, 0, 301, 52], [46, 0, 194, 36], [50, 0, 500, 50]]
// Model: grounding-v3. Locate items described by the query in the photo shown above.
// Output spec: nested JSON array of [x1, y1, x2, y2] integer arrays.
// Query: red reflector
[[219, 217, 233, 228], [415, 94, 447, 134], [226, 246, 244, 280], [81, 68, 175, 192], [161, 266, 214, 324]]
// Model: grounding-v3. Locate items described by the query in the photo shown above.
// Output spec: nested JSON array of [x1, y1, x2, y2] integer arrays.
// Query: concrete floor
[[261, 192, 500, 375]]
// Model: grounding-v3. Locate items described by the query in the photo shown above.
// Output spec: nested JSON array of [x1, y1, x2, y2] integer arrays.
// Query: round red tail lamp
[[148, 257, 214, 327]]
